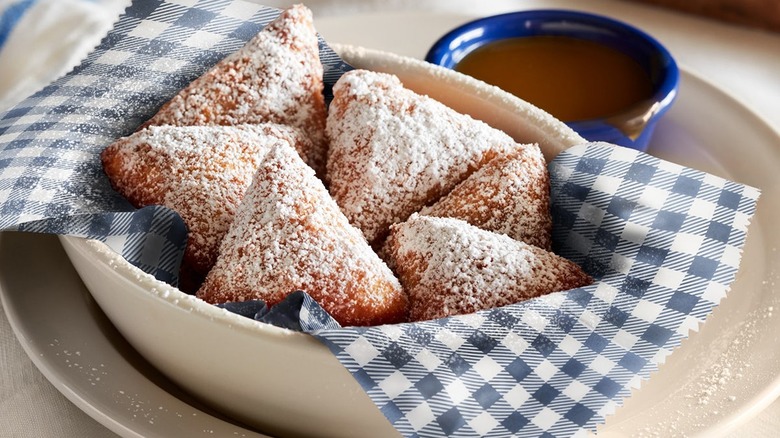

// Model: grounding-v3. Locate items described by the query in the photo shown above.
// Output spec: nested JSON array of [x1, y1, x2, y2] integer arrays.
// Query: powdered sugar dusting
[[385, 214, 592, 321], [197, 142, 408, 327], [420, 146, 553, 250], [326, 69, 526, 244], [101, 123, 312, 283], [628, 305, 775, 438], [142, 4, 328, 176]]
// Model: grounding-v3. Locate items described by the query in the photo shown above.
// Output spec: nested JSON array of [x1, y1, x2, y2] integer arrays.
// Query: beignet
[[384, 214, 592, 322], [101, 124, 312, 289], [140, 5, 327, 175], [420, 147, 553, 250], [326, 69, 526, 245], [197, 142, 408, 327]]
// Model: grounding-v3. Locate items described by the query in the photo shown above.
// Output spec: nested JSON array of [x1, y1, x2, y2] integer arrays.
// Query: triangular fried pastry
[[140, 5, 327, 175], [101, 123, 313, 290], [420, 147, 553, 250], [196, 142, 408, 327], [326, 69, 526, 245], [384, 214, 592, 322]]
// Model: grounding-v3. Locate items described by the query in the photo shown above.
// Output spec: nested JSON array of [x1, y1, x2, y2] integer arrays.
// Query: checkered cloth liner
[[299, 142, 759, 437], [0, 0, 351, 284], [0, 1, 761, 437]]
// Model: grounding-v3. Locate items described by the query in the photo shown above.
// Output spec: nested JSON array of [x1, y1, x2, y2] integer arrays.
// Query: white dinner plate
[[2, 11, 780, 438]]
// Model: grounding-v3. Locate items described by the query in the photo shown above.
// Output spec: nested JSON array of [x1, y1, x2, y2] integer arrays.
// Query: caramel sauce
[[455, 36, 654, 122]]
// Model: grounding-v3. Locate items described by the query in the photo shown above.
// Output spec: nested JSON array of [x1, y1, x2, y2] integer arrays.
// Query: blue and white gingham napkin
[[0, 0, 351, 284], [302, 142, 759, 436], [0, 1, 760, 437]]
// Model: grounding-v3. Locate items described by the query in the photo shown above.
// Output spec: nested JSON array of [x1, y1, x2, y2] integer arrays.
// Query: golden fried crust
[[385, 214, 592, 322], [100, 124, 313, 291], [139, 5, 327, 176], [325, 69, 526, 245], [196, 143, 408, 327], [420, 146, 553, 250]]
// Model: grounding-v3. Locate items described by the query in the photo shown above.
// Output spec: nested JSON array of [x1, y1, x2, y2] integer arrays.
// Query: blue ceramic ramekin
[[425, 10, 679, 151]]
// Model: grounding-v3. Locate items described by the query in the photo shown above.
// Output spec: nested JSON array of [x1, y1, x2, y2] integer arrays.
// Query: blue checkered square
[[594, 228, 620, 251], [652, 210, 686, 232], [667, 291, 700, 314], [594, 377, 622, 398], [671, 174, 702, 196], [575, 156, 607, 175], [437, 407, 466, 436], [407, 325, 434, 346], [603, 306, 629, 328], [585, 333, 609, 353], [688, 255, 719, 278], [533, 334, 557, 357], [533, 384, 561, 405], [175, 7, 217, 28], [126, 0, 164, 18], [636, 245, 668, 266], [469, 330, 499, 354], [565, 403, 596, 427], [445, 353, 471, 377], [641, 324, 674, 347], [567, 288, 593, 307], [553, 311, 577, 333], [489, 308, 519, 328], [551, 204, 578, 232], [381, 401, 404, 425], [626, 162, 656, 183], [383, 342, 414, 368], [502, 411, 530, 433], [415, 374, 443, 400], [506, 358, 533, 381], [562, 358, 587, 378], [139, 39, 178, 56], [352, 369, 376, 388], [707, 221, 732, 243], [718, 189, 742, 209], [622, 276, 651, 298], [607, 196, 637, 220], [618, 352, 647, 373], [582, 258, 610, 280], [474, 384, 502, 409], [561, 181, 590, 201]]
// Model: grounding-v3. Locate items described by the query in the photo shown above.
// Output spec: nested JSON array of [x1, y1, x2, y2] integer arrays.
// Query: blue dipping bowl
[[425, 10, 679, 151]]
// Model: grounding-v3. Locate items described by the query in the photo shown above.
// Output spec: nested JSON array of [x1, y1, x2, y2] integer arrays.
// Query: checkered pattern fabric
[[0, 0, 351, 284], [0, 1, 760, 436], [302, 142, 759, 437]]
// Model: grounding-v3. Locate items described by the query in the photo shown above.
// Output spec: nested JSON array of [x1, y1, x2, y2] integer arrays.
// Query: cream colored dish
[[59, 45, 584, 438]]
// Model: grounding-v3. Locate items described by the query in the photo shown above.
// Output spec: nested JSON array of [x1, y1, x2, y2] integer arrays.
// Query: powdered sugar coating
[[101, 123, 313, 289], [384, 214, 592, 322], [420, 146, 553, 249], [141, 5, 328, 175], [326, 69, 526, 244], [197, 142, 408, 327]]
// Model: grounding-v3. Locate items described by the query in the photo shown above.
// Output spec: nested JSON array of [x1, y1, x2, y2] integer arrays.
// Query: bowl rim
[[64, 43, 588, 344], [61, 235, 309, 339]]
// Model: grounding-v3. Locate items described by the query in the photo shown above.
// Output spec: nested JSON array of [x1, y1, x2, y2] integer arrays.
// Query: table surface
[[1, 0, 779, 437]]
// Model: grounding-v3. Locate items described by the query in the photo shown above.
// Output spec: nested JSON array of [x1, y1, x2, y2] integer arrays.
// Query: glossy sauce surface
[[455, 36, 653, 122]]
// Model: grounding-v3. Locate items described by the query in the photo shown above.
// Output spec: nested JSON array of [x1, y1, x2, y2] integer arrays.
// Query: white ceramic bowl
[[59, 45, 584, 438]]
